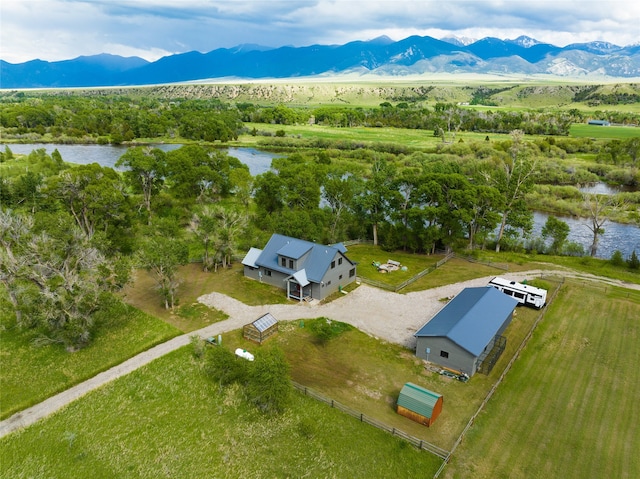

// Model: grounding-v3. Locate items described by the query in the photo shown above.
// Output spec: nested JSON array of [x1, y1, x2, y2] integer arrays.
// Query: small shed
[[243, 312, 279, 344], [396, 382, 443, 427]]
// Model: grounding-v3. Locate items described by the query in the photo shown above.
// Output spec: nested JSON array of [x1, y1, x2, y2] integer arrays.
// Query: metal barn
[[414, 287, 519, 376], [243, 312, 279, 344], [396, 383, 443, 427]]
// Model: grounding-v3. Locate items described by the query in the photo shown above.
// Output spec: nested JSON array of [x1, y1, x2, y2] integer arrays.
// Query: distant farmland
[[570, 123, 640, 139]]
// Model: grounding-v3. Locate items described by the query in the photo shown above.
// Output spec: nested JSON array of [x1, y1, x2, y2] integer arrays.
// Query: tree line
[[3, 93, 640, 146]]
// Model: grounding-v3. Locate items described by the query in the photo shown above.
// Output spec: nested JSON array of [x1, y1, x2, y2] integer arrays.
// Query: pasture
[[570, 123, 640, 139], [444, 280, 640, 479], [0, 346, 443, 478], [0, 297, 180, 421]]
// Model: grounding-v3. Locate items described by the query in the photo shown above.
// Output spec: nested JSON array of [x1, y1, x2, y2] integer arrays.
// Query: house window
[[289, 259, 294, 269], [281, 257, 286, 267], [327, 281, 331, 285], [440, 350, 449, 359], [349, 268, 355, 278], [338, 257, 343, 265], [339, 274, 343, 280], [331, 260, 335, 269], [264, 269, 272, 277]]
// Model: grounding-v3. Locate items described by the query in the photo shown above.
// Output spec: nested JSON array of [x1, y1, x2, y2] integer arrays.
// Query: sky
[[1, 0, 639, 64]]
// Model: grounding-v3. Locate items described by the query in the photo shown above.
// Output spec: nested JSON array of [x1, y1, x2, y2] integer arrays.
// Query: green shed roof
[[397, 383, 442, 418]]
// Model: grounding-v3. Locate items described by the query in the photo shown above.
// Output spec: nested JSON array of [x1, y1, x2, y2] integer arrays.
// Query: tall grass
[[0, 297, 181, 420], [0, 347, 443, 478]]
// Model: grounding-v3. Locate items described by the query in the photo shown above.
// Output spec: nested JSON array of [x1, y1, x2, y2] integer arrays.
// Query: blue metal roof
[[415, 287, 518, 356], [252, 233, 352, 283], [277, 241, 312, 259], [241, 247, 263, 268]]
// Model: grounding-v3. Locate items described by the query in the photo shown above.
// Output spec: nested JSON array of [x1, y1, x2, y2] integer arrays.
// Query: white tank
[[235, 348, 254, 361]]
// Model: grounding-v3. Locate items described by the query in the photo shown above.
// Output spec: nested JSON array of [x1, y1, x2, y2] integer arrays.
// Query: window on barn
[[339, 274, 343, 280], [331, 260, 335, 269], [440, 350, 449, 359], [338, 257, 343, 265], [349, 268, 355, 277]]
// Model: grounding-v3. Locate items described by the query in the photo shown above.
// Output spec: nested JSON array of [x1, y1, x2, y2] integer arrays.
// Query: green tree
[[246, 346, 291, 415], [0, 209, 120, 350], [48, 163, 129, 241], [138, 236, 189, 309], [322, 171, 361, 243], [206, 345, 249, 388], [541, 216, 570, 255], [485, 130, 536, 252], [116, 147, 167, 224], [356, 157, 399, 245]]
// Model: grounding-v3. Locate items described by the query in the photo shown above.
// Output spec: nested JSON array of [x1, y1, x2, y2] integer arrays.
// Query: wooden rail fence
[[291, 381, 449, 460]]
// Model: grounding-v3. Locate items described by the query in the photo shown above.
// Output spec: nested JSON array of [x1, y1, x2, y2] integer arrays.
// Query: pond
[[3, 143, 277, 176], [578, 182, 637, 195]]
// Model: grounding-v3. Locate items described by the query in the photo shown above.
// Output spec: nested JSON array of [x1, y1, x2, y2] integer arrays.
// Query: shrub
[[308, 317, 352, 346], [627, 250, 640, 270], [246, 346, 291, 415], [609, 250, 625, 267]]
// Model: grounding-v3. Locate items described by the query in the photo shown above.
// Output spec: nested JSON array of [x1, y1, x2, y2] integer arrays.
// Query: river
[[3, 143, 277, 177], [4, 143, 639, 259], [530, 212, 639, 260]]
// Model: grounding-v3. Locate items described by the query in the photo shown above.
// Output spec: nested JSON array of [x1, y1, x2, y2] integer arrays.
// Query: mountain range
[[2, 35, 640, 89]]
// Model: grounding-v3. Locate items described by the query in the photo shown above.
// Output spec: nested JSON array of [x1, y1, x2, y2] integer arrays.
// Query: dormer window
[[281, 257, 286, 267]]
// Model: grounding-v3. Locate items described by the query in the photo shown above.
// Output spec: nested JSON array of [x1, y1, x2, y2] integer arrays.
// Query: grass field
[[570, 124, 640, 139], [0, 346, 443, 478], [444, 280, 640, 479], [0, 297, 181, 420]]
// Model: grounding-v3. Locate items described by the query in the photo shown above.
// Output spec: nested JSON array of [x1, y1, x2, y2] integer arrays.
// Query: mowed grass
[[345, 244, 445, 287], [570, 123, 640, 139], [0, 297, 180, 420], [444, 280, 640, 479], [0, 347, 443, 478]]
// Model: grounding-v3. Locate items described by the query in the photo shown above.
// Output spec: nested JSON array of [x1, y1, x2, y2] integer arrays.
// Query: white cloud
[[1, 0, 638, 63]]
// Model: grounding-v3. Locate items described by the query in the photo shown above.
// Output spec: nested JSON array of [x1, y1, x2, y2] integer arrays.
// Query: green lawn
[[570, 123, 640, 139], [444, 280, 640, 479], [0, 297, 181, 420], [0, 347, 443, 478]]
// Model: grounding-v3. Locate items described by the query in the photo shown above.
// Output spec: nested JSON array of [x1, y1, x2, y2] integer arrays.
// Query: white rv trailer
[[488, 277, 547, 309]]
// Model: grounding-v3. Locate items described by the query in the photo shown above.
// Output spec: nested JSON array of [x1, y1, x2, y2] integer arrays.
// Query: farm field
[[444, 280, 640, 479], [570, 123, 640, 139]]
